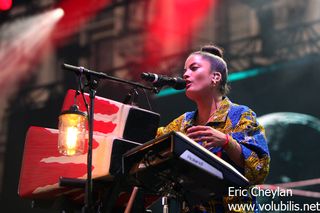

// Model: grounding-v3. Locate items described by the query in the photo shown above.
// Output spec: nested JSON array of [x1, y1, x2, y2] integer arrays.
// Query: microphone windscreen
[[174, 78, 186, 90]]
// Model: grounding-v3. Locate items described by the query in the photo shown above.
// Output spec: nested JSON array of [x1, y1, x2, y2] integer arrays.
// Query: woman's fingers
[[186, 125, 208, 134], [186, 125, 224, 148], [187, 130, 210, 139]]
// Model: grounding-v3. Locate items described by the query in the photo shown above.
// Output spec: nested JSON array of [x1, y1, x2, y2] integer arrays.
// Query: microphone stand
[[61, 64, 157, 213], [84, 75, 97, 213]]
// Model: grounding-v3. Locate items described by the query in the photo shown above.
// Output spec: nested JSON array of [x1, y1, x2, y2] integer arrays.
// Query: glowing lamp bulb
[[58, 105, 86, 156]]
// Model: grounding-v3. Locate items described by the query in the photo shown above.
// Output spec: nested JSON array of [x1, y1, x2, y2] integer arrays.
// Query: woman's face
[[183, 54, 213, 100]]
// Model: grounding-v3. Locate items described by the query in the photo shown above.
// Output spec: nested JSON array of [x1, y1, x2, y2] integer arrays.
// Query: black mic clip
[[140, 72, 186, 90]]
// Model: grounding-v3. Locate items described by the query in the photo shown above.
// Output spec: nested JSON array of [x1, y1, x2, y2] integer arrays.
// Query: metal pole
[[83, 81, 97, 213]]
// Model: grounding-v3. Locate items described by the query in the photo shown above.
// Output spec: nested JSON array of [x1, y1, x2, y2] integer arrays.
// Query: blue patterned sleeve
[[229, 107, 270, 184]]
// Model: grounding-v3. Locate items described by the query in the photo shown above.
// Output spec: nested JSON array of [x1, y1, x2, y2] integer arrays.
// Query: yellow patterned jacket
[[157, 97, 270, 213]]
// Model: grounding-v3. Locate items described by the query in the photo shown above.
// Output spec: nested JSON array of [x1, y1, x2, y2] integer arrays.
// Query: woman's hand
[[186, 125, 226, 149], [186, 125, 244, 168]]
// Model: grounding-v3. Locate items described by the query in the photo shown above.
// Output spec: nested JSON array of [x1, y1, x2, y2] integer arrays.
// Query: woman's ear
[[211, 72, 222, 84]]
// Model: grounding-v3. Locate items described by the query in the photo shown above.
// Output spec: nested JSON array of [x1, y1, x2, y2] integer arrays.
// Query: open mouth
[[185, 80, 192, 88]]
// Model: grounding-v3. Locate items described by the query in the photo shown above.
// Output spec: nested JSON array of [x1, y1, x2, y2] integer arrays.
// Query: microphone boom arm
[[62, 63, 158, 93]]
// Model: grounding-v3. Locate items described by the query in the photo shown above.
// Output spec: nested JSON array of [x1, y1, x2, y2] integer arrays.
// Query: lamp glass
[[58, 107, 86, 156]]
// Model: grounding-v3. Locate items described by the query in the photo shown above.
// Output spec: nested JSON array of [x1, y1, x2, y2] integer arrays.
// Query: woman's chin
[[185, 89, 199, 100]]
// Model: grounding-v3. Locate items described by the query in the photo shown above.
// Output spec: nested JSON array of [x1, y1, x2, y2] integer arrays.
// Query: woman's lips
[[185, 80, 192, 88]]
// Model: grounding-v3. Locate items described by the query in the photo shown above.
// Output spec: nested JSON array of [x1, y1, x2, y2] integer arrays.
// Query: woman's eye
[[191, 66, 198, 71]]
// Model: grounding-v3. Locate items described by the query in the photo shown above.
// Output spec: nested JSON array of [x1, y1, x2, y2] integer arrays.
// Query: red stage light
[[0, 0, 12, 11], [143, 0, 215, 71]]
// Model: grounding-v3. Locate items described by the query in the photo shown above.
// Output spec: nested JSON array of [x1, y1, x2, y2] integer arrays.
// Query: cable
[[141, 88, 153, 111], [77, 73, 90, 116]]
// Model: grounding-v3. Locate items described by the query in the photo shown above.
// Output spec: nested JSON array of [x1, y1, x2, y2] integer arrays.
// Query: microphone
[[140, 72, 186, 90]]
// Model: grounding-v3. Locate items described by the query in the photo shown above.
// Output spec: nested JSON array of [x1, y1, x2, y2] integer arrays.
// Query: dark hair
[[201, 44, 224, 58], [192, 45, 230, 95]]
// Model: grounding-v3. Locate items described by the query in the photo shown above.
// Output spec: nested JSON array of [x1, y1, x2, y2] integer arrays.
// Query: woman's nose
[[183, 69, 190, 79]]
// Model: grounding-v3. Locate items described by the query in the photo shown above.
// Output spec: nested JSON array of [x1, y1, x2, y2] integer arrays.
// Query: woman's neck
[[195, 94, 223, 125]]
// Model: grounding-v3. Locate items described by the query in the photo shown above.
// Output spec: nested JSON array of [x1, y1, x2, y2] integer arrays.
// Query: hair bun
[[200, 45, 223, 58]]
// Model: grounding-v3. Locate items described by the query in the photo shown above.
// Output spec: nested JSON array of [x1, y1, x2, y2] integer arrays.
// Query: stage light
[[52, 8, 64, 20], [58, 104, 86, 156], [0, 0, 12, 11]]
